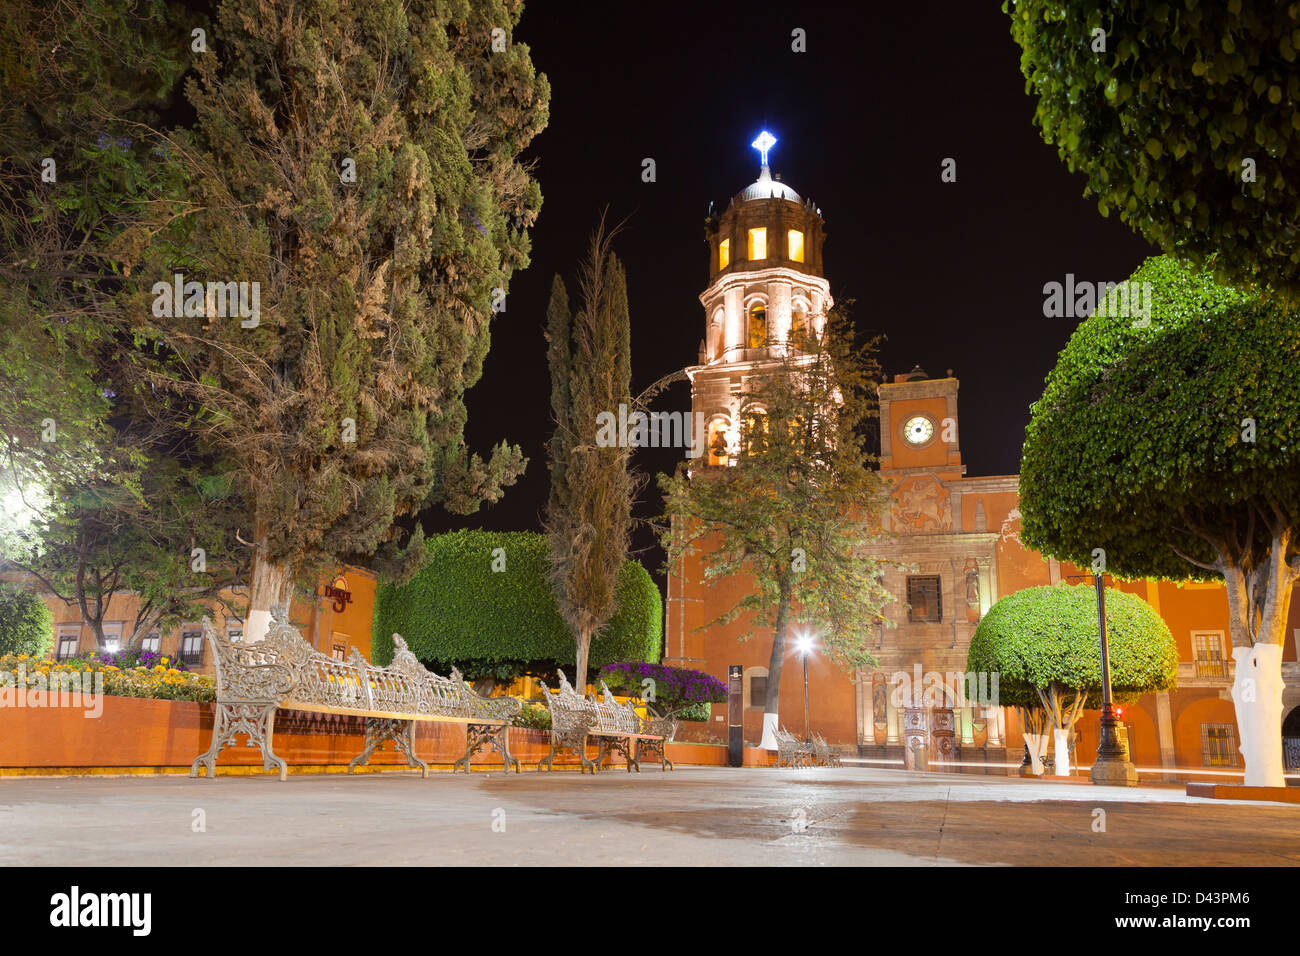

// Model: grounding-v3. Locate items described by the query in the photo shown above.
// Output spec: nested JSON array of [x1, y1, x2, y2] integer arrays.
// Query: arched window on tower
[[748, 302, 768, 349], [743, 407, 768, 455], [707, 419, 730, 466], [790, 301, 808, 346]]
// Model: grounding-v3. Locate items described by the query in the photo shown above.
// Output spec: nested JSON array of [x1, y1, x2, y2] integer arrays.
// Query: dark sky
[[429, 0, 1157, 573]]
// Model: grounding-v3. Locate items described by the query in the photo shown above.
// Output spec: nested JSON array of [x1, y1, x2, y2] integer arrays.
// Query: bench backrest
[[202, 606, 519, 723]]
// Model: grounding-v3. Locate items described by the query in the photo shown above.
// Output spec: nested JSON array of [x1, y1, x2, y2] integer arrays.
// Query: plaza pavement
[[2, 765, 1298, 866]]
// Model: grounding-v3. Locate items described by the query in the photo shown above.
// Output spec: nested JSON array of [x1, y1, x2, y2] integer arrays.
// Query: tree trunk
[[760, 580, 793, 750], [574, 625, 591, 695], [1220, 532, 1296, 788], [245, 535, 295, 645]]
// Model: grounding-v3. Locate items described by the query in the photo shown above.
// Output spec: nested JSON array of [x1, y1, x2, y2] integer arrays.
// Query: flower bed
[[0, 653, 215, 703]]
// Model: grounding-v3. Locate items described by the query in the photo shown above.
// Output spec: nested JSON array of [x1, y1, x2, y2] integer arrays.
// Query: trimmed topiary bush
[[371, 530, 661, 682], [967, 584, 1178, 709], [0, 582, 53, 657]]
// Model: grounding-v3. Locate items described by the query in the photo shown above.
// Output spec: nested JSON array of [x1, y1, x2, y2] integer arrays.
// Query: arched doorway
[[1282, 706, 1300, 772]]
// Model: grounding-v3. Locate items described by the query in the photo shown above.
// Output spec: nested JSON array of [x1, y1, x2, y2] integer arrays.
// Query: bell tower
[[685, 132, 832, 465]]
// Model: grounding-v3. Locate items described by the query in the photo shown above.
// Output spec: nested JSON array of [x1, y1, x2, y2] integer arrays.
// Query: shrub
[[597, 661, 727, 718], [513, 702, 552, 731], [0, 582, 53, 657], [371, 530, 661, 681]]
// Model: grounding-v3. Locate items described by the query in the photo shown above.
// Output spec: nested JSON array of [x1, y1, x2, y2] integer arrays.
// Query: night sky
[[429, 0, 1158, 574]]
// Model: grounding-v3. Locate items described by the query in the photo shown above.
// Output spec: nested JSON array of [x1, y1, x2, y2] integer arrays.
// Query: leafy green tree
[[370, 530, 660, 686], [660, 313, 893, 748], [544, 220, 638, 691], [124, 0, 549, 642], [1005, 0, 1300, 297], [0, 0, 189, 542], [967, 584, 1177, 775], [0, 581, 54, 657], [1020, 254, 1300, 786]]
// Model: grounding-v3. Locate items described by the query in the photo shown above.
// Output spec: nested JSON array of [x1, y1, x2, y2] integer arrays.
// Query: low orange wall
[[0, 698, 760, 773]]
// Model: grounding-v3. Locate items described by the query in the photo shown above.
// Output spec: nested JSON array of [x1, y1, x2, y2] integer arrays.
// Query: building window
[[788, 229, 804, 262], [906, 575, 943, 623], [1201, 723, 1237, 767], [180, 626, 204, 666], [718, 238, 730, 270], [1193, 631, 1227, 679], [748, 302, 768, 349], [225, 620, 244, 643], [56, 626, 80, 660], [331, 632, 351, 662], [100, 622, 123, 654], [141, 630, 161, 654], [747, 227, 766, 261], [747, 674, 768, 711], [332, 643, 346, 661]]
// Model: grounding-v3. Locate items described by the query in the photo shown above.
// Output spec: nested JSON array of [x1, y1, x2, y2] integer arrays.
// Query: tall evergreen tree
[[544, 221, 637, 690], [120, 0, 549, 640], [660, 314, 893, 747]]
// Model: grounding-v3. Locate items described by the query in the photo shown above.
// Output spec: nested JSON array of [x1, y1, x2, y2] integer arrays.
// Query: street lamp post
[[796, 633, 813, 744], [1090, 572, 1139, 786]]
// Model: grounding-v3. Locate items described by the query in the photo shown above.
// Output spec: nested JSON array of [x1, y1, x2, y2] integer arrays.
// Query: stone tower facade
[[685, 148, 832, 467]]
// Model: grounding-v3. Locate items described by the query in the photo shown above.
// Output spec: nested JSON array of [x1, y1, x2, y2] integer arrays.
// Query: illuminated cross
[[751, 130, 777, 166]]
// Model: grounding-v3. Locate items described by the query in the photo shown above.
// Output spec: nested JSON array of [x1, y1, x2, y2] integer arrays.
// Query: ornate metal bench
[[536, 670, 673, 774], [775, 727, 814, 768], [812, 733, 843, 767], [190, 606, 521, 780]]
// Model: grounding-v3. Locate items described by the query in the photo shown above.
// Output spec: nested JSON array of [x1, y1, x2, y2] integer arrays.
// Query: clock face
[[902, 414, 935, 447]]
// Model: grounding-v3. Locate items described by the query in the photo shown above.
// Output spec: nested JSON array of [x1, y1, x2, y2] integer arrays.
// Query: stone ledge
[[1186, 782, 1300, 803]]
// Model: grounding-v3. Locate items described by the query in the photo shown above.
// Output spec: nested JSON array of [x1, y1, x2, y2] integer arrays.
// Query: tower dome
[[738, 165, 801, 203]]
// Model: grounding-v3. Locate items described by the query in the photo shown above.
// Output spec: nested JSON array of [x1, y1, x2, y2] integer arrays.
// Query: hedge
[[370, 529, 662, 680], [0, 582, 53, 657], [966, 584, 1177, 708]]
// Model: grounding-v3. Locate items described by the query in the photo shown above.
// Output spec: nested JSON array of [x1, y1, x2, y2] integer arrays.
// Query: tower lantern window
[[718, 238, 730, 270], [788, 229, 804, 263], [747, 227, 767, 261]]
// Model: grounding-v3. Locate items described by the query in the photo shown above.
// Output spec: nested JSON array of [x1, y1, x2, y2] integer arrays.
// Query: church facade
[[664, 146, 1300, 780]]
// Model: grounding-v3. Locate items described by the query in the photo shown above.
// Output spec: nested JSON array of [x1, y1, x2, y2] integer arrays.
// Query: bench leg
[[191, 701, 284, 780], [636, 737, 672, 772], [350, 718, 428, 778], [455, 723, 518, 774]]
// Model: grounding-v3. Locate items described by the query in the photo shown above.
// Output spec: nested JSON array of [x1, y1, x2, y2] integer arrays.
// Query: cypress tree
[[544, 220, 637, 690]]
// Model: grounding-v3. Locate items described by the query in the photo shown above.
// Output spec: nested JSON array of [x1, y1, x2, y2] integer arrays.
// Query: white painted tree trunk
[[1053, 728, 1070, 777], [1023, 733, 1046, 775], [1231, 643, 1285, 788], [245, 541, 294, 645], [759, 712, 779, 750]]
